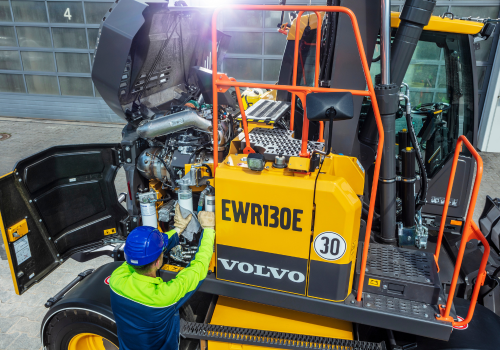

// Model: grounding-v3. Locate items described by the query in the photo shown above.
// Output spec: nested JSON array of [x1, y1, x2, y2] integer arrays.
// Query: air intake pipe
[[391, 0, 436, 87], [137, 110, 213, 139]]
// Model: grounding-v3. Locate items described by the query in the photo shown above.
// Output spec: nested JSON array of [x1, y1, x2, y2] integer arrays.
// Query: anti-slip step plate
[[238, 100, 290, 124], [354, 243, 441, 305], [361, 292, 457, 321], [241, 128, 324, 161], [180, 320, 385, 350], [364, 293, 435, 320]]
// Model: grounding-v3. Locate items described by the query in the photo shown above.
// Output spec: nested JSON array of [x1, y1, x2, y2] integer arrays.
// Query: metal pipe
[[390, 0, 436, 87], [380, 0, 391, 84], [136, 110, 212, 139], [118, 192, 127, 204]]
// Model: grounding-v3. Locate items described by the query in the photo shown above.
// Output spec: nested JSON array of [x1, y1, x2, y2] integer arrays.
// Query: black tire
[[45, 306, 199, 350], [44, 309, 118, 350]]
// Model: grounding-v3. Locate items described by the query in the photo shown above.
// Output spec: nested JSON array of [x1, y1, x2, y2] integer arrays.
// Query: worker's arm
[[158, 227, 215, 309]]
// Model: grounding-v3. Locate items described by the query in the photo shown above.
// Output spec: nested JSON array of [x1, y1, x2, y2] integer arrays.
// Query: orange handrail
[[434, 135, 489, 327], [210, 5, 384, 303]]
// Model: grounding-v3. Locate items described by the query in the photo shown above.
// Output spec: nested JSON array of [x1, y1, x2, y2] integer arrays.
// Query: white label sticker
[[13, 235, 31, 265], [313, 232, 347, 261], [69, 178, 76, 182], [140, 203, 156, 216]]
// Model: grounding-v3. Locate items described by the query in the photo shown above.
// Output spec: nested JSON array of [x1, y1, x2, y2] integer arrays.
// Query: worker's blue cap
[[124, 226, 168, 266]]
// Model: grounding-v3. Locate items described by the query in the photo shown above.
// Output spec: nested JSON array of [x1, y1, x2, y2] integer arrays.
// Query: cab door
[[0, 144, 128, 295]]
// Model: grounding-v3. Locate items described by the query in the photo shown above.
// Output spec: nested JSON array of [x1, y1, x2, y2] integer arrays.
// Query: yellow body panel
[[208, 296, 353, 350], [287, 156, 310, 172], [0, 202, 20, 295], [215, 132, 364, 301], [287, 12, 325, 41], [216, 154, 315, 259], [391, 12, 484, 34], [161, 264, 185, 272], [7, 218, 29, 242]]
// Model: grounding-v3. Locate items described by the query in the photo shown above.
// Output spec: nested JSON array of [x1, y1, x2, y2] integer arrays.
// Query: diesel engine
[[92, 0, 236, 267]]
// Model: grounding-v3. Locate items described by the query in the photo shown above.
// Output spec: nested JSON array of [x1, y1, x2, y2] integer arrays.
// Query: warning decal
[[368, 278, 381, 287], [13, 235, 31, 265]]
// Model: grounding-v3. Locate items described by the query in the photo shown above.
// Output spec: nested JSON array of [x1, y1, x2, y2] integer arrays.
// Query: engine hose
[[201, 163, 213, 178], [406, 112, 428, 211], [198, 187, 210, 213]]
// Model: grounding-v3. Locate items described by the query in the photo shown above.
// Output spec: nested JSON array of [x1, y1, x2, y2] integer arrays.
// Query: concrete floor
[[0, 116, 499, 349]]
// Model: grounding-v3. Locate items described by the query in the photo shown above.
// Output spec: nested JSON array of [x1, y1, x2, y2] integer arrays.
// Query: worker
[[109, 204, 215, 350]]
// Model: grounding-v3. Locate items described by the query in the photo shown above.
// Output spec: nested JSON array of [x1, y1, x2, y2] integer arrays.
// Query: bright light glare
[[204, 0, 230, 7]]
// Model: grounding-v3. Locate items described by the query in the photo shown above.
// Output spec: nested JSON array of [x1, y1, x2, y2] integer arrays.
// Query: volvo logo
[[218, 258, 305, 283]]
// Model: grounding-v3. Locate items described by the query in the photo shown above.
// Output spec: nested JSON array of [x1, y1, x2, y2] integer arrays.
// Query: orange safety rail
[[211, 5, 384, 303], [433, 135, 489, 327]]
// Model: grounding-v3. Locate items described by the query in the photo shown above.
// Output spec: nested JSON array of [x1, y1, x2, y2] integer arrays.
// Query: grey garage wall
[[0, 0, 498, 123]]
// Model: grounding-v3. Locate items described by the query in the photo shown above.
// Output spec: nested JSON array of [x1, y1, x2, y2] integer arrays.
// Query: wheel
[[44, 309, 118, 350], [44, 306, 199, 350]]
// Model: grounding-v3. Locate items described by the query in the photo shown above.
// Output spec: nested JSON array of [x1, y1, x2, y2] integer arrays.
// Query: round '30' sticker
[[313, 232, 347, 261]]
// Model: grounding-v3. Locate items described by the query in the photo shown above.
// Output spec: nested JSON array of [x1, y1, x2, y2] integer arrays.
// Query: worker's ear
[[155, 255, 163, 269]]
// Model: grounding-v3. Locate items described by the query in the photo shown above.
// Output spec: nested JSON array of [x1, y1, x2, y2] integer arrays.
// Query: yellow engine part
[[260, 89, 277, 101], [215, 138, 364, 301], [241, 88, 265, 110], [208, 296, 353, 350]]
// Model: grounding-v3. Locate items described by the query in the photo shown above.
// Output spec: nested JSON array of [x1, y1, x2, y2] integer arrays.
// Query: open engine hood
[[92, 0, 229, 122]]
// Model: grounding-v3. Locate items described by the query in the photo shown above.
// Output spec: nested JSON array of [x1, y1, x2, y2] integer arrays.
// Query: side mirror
[[306, 92, 354, 122], [305, 92, 354, 155]]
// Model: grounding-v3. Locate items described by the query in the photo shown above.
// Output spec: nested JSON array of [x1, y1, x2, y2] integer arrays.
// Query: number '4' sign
[[64, 8, 72, 20]]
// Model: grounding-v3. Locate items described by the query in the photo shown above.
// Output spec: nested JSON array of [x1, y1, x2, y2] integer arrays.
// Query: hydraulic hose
[[406, 110, 428, 211]]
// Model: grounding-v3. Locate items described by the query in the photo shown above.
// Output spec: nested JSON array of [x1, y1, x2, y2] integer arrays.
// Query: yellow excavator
[[1, 0, 500, 349]]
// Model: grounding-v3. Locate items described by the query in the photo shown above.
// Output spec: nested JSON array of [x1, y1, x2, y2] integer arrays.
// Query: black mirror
[[305, 92, 354, 155], [306, 92, 354, 122]]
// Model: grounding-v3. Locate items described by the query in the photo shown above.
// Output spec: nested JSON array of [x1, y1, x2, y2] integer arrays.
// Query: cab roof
[[391, 12, 484, 35]]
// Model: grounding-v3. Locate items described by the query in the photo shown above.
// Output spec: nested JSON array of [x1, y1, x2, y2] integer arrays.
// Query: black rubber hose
[[406, 112, 428, 211], [201, 163, 213, 178]]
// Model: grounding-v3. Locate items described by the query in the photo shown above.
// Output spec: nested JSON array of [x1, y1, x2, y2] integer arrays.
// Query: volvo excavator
[[2, 0, 500, 349]]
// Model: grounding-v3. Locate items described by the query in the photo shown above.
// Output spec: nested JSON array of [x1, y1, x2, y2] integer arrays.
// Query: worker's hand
[[174, 204, 192, 234], [198, 211, 215, 230]]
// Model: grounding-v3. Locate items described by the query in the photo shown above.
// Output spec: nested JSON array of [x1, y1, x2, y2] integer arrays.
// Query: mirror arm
[[325, 117, 334, 155]]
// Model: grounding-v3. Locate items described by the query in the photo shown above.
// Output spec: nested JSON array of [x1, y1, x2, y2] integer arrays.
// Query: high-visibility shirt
[[109, 228, 215, 350]]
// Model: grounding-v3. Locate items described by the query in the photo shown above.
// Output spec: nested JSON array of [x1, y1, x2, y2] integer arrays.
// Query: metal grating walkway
[[180, 320, 386, 350], [241, 128, 324, 161]]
